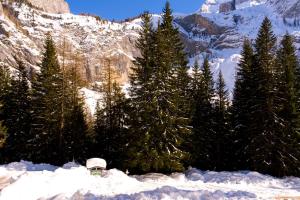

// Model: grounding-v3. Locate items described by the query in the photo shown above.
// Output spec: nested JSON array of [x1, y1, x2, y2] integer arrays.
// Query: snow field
[[0, 161, 299, 200]]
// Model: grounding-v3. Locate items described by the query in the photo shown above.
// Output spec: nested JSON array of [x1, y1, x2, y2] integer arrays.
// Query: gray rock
[[27, 0, 70, 14], [0, 3, 3, 16], [219, 2, 235, 13]]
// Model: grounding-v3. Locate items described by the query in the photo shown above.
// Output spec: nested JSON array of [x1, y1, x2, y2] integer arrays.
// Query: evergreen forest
[[0, 3, 299, 177]]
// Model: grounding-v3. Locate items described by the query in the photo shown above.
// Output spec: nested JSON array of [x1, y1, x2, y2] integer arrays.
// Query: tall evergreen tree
[[2, 59, 31, 162], [190, 60, 202, 111], [30, 34, 65, 164], [231, 39, 255, 169], [126, 12, 158, 173], [127, 2, 190, 173], [0, 65, 11, 121], [191, 57, 215, 170], [241, 17, 294, 176], [184, 60, 202, 165], [0, 65, 10, 162], [213, 71, 231, 170], [273, 33, 300, 176]]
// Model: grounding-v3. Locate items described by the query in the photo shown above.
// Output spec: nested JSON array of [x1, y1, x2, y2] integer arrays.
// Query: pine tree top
[[161, 1, 173, 30], [255, 17, 276, 56], [41, 34, 60, 75]]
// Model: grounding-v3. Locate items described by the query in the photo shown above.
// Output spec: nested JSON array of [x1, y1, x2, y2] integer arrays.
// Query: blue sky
[[65, 0, 205, 21]]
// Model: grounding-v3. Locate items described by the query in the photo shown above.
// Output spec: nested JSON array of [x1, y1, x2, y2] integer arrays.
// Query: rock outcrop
[[0, 3, 3, 16], [219, 2, 235, 13], [0, 0, 299, 91], [27, 0, 70, 14], [268, 0, 300, 18]]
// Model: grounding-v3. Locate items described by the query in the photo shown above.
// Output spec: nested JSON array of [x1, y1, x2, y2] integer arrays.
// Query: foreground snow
[[0, 161, 299, 200]]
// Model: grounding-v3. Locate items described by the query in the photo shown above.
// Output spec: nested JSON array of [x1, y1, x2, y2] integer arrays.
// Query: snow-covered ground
[[0, 161, 299, 200]]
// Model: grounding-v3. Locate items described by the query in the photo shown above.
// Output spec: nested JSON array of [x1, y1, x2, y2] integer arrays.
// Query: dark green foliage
[[126, 2, 190, 173], [2, 59, 31, 162], [30, 34, 65, 164], [0, 65, 11, 121], [0, 121, 7, 163], [212, 72, 231, 171], [191, 57, 215, 170], [131, 12, 155, 85], [183, 60, 202, 165], [233, 18, 300, 177], [0, 65, 11, 163], [273, 34, 300, 176], [0, 65, 11, 100], [29, 35, 89, 165], [189, 59, 203, 120], [1, 5, 300, 178], [63, 102, 88, 164], [95, 82, 127, 169], [245, 17, 283, 175], [276, 34, 300, 127], [0, 121, 6, 145], [231, 39, 255, 169], [126, 13, 156, 171], [62, 53, 89, 164]]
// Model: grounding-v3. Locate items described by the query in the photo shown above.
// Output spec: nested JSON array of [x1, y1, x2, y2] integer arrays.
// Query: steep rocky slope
[[0, 0, 299, 108], [0, 1, 140, 83], [27, 0, 70, 14]]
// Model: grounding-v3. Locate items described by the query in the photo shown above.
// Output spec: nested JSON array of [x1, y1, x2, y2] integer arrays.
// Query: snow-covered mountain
[[190, 0, 300, 90], [0, 0, 299, 110]]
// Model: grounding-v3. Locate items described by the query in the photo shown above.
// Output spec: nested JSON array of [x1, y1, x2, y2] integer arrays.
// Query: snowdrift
[[0, 161, 299, 199]]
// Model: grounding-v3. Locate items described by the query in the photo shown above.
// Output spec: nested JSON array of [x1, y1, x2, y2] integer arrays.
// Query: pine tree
[[190, 59, 203, 118], [163, 3, 191, 120], [30, 34, 65, 164], [127, 3, 190, 173], [0, 121, 6, 150], [2, 59, 31, 162], [95, 82, 127, 169], [131, 12, 155, 85], [231, 39, 255, 170], [243, 17, 291, 176], [0, 64, 11, 121], [63, 102, 88, 164], [273, 33, 300, 176], [126, 12, 158, 173], [184, 60, 202, 165], [191, 57, 215, 170], [0, 64, 10, 162], [213, 71, 231, 170], [0, 121, 6, 163]]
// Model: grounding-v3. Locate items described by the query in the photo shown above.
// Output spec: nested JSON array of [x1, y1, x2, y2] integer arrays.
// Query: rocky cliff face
[[0, 3, 3, 16], [0, 0, 299, 94], [268, 0, 300, 19], [0, 1, 139, 84], [27, 0, 70, 13], [200, 0, 267, 13]]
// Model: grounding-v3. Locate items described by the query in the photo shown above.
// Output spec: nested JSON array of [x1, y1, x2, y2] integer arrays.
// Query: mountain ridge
[[0, 0, 299, 114]]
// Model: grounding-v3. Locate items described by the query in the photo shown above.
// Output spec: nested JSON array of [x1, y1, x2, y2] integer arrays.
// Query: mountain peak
[[27, 0, 70, 14], [200, 0, 266, 13]]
